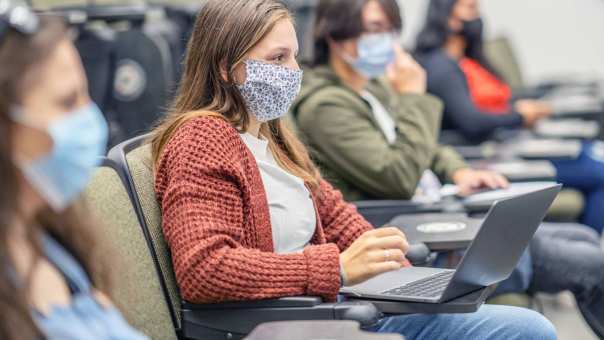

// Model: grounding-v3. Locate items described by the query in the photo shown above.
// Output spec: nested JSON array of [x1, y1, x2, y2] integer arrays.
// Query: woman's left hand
[[451, 168, 509, 196]]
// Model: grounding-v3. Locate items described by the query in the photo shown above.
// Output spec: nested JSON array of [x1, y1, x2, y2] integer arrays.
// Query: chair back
[[85, 158, 178, 340], [484, 36, 525, 90], [109, 135, 183, 330]]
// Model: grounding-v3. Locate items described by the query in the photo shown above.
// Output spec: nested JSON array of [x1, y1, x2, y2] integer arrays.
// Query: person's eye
[[60, 93, 78, 111], [273, 54, 285, 62]]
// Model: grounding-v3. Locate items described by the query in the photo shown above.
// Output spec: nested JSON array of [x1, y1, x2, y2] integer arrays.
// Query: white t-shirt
[[360, 90, 397, 144], [240, 132, 317, 254]]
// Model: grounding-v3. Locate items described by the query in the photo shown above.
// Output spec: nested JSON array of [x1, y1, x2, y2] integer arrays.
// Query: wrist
[[339, 260, 347, 287], [451, 167, 472, 183]]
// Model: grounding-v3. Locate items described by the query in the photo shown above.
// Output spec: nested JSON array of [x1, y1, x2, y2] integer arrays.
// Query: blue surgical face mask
[[343, 32, 397, 79], [11, 103, 109, 212]]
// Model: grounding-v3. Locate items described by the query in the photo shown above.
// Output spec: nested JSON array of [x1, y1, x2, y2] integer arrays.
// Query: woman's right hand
[[515, 99, 553, 127], [339, 227, 410, 286], [386, 45, 427, 95]]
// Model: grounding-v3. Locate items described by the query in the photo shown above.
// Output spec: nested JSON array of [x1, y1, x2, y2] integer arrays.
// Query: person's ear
[[326, 36, 339, 53], [329, 37, 358, 59], [219, 59, 229, 82], [220, 59, 246, 85]]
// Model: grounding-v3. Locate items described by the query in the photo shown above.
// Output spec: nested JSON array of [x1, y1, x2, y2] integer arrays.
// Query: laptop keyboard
[[382, 271, 455, 298]]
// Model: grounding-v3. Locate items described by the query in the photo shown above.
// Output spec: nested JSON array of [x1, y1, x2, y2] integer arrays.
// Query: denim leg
[[493, 249, 533, 295], [529, 223, 604, 337], [371, 305, 556, 340], [552, 141, 604, 233], [529, 223, 604, 295], [581, 189, 604, 234], [536, 222, 601, 246]]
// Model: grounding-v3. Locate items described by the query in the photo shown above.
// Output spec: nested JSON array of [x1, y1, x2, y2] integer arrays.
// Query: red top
[[459, 57, 512, 115], [155, 116, 374, 303]]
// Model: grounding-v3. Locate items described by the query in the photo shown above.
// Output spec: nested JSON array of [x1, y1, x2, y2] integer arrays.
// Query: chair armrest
[[183, 296, 323, 310], [354, 200, 444, 227], [181, 297, 382, 340]]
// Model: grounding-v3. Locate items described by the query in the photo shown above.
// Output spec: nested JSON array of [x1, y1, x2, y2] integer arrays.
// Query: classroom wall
[[30, 0, 604, 85], [399, 0, 604, 85]]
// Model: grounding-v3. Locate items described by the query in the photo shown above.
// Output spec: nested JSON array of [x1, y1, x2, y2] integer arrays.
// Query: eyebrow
[[270, 46, 299, 56], [366, 20, 389, 28]]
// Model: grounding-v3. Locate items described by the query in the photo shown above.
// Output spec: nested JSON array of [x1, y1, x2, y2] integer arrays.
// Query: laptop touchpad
[[341, 267, 445, 294]]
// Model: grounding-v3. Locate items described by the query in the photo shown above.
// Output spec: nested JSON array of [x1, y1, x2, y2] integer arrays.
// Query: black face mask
[[459, 18, 484, 42]]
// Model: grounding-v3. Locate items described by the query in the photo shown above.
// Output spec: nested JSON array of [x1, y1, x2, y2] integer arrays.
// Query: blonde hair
[[150, 0, 320, 190]]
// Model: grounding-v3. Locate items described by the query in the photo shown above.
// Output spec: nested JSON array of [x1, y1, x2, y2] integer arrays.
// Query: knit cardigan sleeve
[[316, 180, 374, 251], [155, 117, 341, 303]]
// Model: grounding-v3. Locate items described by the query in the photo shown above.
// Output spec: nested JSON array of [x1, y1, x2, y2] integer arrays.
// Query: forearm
[[431, 145, 470, 183], [174, 242, 342, 303]]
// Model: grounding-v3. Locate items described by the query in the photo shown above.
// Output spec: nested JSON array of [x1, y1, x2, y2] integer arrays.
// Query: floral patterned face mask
[[237, 59, 303, 122]]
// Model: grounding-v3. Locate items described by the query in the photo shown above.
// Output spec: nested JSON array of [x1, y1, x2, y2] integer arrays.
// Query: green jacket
[[290, 66, 468, 201]]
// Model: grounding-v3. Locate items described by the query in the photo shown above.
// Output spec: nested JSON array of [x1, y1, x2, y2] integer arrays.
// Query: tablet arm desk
[[181, 285, 497, 340]]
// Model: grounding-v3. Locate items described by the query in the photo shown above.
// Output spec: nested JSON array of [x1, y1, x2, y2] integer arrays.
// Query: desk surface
[[390, 213, 481, 251], [348, 285, 498, 315]]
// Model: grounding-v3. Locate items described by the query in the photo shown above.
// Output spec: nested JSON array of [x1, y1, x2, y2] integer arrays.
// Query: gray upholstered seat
[[484, 36, 525, 90], [85, 161, 178, 340], [125, 144, 182, 329]]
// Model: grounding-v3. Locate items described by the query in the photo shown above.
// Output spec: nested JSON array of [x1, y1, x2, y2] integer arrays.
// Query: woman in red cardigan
[[149, 0, 555, 339]]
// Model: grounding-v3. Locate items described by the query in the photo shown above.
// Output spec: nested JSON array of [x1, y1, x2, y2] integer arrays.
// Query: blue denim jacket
[[33, 234, 148, 340]]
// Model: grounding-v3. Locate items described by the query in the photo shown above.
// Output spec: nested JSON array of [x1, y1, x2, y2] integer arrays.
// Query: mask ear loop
[[231, 59, 248, 87], [8, 105, 55, 163], [220, 56, 246, 89], [8, 105, 45, 130], [327, 36, 358, 68]]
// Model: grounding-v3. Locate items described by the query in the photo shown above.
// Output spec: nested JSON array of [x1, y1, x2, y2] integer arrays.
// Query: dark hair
[[0, 17, 112, 340], [415, 0, 499, 76], [312, 0, 403, 66], [414, 0, 456, 54]]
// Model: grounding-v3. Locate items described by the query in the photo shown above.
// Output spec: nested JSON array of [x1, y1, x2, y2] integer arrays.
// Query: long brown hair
[[150, 0, 321, 190], [0, 17, 112, 340]]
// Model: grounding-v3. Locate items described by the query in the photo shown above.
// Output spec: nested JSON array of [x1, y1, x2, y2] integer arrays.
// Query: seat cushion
[[487, 293, 532, 309], [545, 189, 585, 222]]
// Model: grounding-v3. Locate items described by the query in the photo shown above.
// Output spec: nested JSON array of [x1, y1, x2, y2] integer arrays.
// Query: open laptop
[[340, 184, 561, 303]]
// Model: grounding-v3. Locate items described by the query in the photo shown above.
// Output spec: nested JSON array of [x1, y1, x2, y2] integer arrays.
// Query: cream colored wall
[[399, 0, 604, 85], [30, 0, 604, 84]]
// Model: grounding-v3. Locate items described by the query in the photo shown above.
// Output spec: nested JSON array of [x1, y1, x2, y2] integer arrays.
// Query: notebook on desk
[[534, 119, 600, 139], [470, 160, 557, 182], [512, 139, 582, 160]]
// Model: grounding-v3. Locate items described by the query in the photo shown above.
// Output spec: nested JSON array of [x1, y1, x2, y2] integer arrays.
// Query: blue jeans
[[528, 223, 604, 338], [432, 222, 604, 337], [552, 141, 604, 233], [371, 304, 556, 340]]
